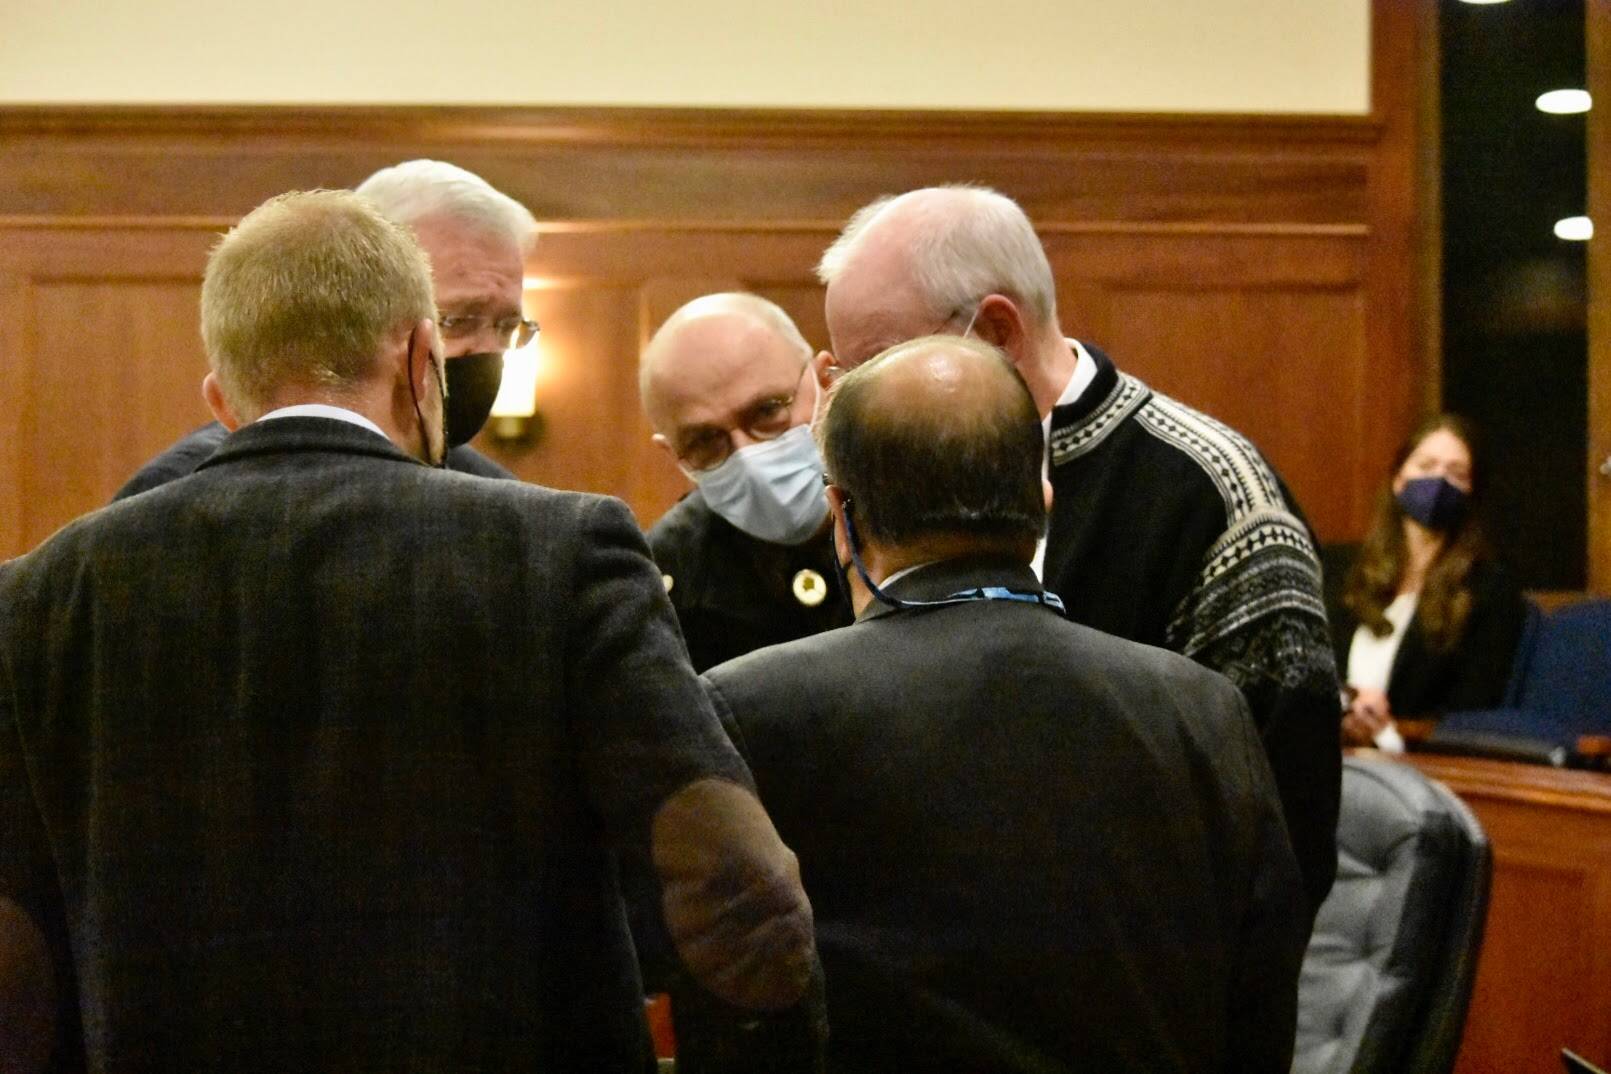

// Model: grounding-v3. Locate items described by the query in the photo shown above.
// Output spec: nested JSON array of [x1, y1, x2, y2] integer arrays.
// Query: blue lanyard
[[945, 586, 1067, 615], [878, 585, 1068, 617]]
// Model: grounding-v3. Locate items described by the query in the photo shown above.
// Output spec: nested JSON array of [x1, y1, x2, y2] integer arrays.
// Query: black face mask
[[443, 352, 505, 448]]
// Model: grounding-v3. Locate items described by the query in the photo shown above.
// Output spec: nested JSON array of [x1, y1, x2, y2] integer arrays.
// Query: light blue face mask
[[692, 424, 829, 545]]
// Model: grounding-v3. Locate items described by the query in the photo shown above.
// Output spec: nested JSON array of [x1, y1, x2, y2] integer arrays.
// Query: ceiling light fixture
[[1536, 89, 1592, 115], [1554, 216, 1594, 241]]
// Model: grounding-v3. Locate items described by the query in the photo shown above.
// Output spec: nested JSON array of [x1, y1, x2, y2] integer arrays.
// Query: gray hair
[[357, 159, 539, 254], [201, 190, 436, 419], [816, 185, 1057, 325], [639, 292, 812, 403]]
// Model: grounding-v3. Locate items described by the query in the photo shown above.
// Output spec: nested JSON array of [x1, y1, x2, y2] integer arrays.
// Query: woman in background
[[1332, 414, 1528, 749]]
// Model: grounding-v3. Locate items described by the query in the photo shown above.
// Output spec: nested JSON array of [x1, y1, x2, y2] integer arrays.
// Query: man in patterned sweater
[[814, 185, 1340, 918]]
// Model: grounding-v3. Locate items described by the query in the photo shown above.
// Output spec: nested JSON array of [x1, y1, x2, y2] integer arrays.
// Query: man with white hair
[[114, 159, 532, 498], [640, 293, 852, 672], [815, 185, 1341, 919], [0, 190, 822, 1071]]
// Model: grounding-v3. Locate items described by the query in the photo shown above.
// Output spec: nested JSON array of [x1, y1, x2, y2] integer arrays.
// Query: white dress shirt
[[258, 403, 388, 441], [1031, 340, 1099, 581]]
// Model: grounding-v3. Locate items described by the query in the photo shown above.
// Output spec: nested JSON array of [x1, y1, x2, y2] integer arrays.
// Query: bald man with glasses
[[639, 293, 853, 672]]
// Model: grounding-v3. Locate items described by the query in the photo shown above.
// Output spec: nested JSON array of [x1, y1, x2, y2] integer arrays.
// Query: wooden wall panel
[[0, 228, 214, 553], [0, 27, 1427, 560]]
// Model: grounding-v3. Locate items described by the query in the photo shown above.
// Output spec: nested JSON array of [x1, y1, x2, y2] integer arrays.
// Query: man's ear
[[202, 372, 241, 431], [406, 318, 437, 398], [811, 349, 839, 393], [825, 485, 851, 564], [970, 294, 1031, 363], [651, 432, 682, 467]]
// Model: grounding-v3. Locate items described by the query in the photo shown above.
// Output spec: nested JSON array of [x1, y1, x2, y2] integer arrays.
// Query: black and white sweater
[[1045, 343, 1341, 915]]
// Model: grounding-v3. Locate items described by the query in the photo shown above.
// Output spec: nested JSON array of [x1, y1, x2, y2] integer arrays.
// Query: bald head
[[640, 293, 815, 472], [820, 335, 1045, 552], [817, 186, 1059, 367]]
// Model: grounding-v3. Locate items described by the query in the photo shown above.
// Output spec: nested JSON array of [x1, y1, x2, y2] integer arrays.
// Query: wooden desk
[[1397, 753, 1611, 1074]]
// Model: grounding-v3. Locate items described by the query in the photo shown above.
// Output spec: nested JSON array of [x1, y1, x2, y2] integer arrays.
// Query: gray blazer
[[706, 557, 1307, 1074], [0, 417, 817, 1073]]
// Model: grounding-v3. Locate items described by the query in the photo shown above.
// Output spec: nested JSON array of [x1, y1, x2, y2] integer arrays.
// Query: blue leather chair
[[1433, 599, 1611, 759], [1293, 757, 1491, 1074]]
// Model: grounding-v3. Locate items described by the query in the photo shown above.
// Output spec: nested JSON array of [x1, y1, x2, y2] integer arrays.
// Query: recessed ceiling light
[[1537, 89, 1592, 114], [1457, 0, 1510, 5], [1554, 216, 1593, 241]]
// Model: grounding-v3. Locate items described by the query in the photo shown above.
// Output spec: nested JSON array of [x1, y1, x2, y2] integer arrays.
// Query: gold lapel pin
[[792, 568, 827, 607]]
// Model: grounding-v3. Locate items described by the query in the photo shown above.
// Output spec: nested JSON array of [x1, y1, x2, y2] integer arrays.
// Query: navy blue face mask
[[1396, 476, 1469, 531]]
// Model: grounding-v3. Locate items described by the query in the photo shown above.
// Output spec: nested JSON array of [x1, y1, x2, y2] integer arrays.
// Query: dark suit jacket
[[0, 417, 807, 1073], [705, 558, 1308, 1074], [647, 489, 852, 673], [112, 419, 513, 500], [1324, 548, 1528, 717]]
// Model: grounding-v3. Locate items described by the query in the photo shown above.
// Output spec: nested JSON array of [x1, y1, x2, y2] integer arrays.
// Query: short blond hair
[[201, 189, 436, 417]]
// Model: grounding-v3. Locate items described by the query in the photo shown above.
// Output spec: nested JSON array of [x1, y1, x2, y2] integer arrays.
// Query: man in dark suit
[[0, 190, 820, 1072], [705, 335, 1307, 1073], [640, 293, 853, 672], [114, 159, 529, 499]]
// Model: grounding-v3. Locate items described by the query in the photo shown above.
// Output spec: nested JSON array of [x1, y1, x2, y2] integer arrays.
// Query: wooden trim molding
[[0, 103, 1387, 151], [1406, 753, 1611, 817]]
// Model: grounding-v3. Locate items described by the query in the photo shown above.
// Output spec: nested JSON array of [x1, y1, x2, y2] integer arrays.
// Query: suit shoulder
[[113, 422, 230, 500], [645, 492, 714, 562], [424, 469, 627, 525], [704, 624, 853, 699], [444, 444, 516, 480]]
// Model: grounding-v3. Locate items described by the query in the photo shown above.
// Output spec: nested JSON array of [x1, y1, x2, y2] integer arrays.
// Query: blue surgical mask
[[692, 424, 829, 544], [1396, 476, 1469, 531]]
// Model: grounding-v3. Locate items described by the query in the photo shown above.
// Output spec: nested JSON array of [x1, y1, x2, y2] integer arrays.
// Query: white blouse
[[1346, 590, 1419, 753], [1346, 590, 1420, 691]]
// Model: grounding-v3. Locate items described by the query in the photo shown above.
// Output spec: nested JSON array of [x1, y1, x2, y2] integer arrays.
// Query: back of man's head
[[820, 335, 1045, 552], [200, 189, 435, 420], [357, 159, 538, 253], [817, 185, 1058, 329]]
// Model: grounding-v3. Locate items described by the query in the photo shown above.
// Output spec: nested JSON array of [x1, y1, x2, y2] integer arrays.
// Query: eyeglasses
[[438, 313, 541, 350], [674, 363, 810, 473]]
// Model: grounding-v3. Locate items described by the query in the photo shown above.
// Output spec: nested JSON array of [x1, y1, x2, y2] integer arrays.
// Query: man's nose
[[466, 321, 511, 354], [729, 429, 766, 453]]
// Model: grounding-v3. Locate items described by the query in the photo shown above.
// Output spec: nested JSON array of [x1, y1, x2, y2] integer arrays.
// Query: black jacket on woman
[[1323, 547, 1529, 718]]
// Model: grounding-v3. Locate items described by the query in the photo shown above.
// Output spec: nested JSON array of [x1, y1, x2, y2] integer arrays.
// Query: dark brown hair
[[1342, 413, 1489, 651]]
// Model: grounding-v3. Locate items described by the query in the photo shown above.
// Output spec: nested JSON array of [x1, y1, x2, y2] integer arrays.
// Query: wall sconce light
[[488, 325, 543, 444]]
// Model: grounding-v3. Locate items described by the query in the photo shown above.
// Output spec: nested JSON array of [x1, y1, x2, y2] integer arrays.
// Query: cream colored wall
[[1, 0, 1370, 113]]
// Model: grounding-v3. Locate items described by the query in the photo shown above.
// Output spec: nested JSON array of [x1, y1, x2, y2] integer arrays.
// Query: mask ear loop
[[839, 497, 911, 610], [406, 327, 448, 468]]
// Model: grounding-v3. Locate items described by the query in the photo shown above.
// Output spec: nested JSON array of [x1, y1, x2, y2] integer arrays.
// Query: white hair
[[357, 159, 538, 254], [816, 185, 1057, 325], [639, 292, 812, 403]]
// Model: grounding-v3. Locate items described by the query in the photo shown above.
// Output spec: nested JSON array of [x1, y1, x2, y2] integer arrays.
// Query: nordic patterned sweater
[[1044, 342, 1341, 917]]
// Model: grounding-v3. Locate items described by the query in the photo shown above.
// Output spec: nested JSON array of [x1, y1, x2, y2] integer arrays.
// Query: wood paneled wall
[[0, 4, 1430, 561]]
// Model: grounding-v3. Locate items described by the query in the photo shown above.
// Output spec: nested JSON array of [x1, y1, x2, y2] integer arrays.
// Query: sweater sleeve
[[1166, 507, 1343, 919]]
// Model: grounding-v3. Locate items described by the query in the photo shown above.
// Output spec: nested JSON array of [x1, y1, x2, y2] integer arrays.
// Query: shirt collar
[[257, 403, 388, 441], [1040, 339, 1097, 438]]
